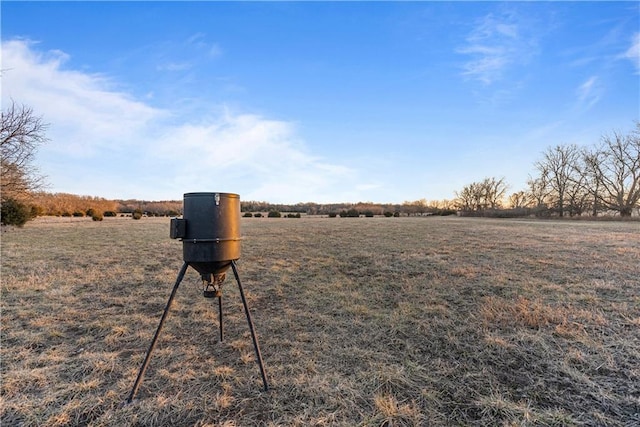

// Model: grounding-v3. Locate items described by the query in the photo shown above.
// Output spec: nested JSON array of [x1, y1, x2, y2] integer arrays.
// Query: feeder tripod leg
[[127, 262, 189, 404], [230, 260, 269, 391], [218, 294, 224, 342]]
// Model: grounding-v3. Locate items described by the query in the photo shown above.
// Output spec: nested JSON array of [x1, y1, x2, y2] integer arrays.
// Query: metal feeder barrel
[[171, 192, 241, 276]]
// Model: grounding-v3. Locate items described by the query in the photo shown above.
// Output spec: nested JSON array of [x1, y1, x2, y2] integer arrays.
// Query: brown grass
[[1, 216, 639, 426]]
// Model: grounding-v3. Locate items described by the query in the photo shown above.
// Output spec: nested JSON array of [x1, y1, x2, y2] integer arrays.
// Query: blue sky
[[2, 1, 638, 204]]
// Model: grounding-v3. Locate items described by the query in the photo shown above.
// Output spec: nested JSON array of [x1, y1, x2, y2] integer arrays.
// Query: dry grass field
[[1, 216, 639, 426]]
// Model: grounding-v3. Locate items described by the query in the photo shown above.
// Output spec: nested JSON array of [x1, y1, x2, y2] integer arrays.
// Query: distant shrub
[[364, 211, 374, 218], [72, 211, 84, 217], [243, 212, 253, 217], [393, 212, 400, 217], [104, 211, 117, 217], [328, 212, 337, 218], [339, 208, 360, 218], [286, 213, 301, 218], [435, 209, 457, 216], [132, 209, 143, 220], [30, 205, 45, 218], [91, 212, 104, 221], [62, 212, 72, 217], [384, 211, 394, 217], [86, 208, 96, 217], [254, 212, 263, 218], [268, 210, 282, 218], [1, 198, 32, 227], [458, 208, 532, 218]]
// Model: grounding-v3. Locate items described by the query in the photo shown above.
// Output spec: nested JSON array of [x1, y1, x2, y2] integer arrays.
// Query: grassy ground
[[1, 216, 639, 426]]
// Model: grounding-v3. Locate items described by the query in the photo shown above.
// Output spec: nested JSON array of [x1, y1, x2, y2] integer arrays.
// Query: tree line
[[454, 122, 639, 217], [19, 195, 456, 219], [2, 99, 638, 226]]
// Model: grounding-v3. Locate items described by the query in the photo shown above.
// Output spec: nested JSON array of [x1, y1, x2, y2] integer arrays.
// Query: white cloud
[[185, 32, 222, 58], [153, 111, 357, 203], [2, 39, 165, 157], [621, 32, 640, 74], [458, 11, 537, 85], [576, 76, 602, 110], [0, 39, 359, 202]]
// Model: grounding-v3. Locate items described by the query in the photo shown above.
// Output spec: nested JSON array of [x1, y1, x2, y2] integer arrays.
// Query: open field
[[1, 216, 639, 426]]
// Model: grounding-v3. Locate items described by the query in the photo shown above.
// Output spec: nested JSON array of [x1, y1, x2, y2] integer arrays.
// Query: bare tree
[[564, 173, 590, 216], [482, 177, 508, 209], [455, 181, 481, 211], [1, 100, 48, 200], [585, 124, 640, 217], [434, 199, 455, 210], [563, 153, 591, 216], [402, 199, 428, 216], [455, 177, 508, 212], [508, 190, 531, 209], [526, 175, 551, 209], [534, 144, 581, 217], [582, 148, 605, 216]]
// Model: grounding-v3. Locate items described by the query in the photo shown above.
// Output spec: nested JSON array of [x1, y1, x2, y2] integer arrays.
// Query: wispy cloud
[[576, 76, 602, 111], [621, 32, 640, 74], [156, 62, 193, 72], [1, 39, 359, 202], [155, 33, 222, 73], [458, 10, 538, 85], [185, 32, 223, 59]]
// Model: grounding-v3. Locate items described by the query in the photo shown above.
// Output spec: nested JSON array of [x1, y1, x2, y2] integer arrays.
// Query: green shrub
[[339, 209, 359, 218], [286, 213, 301, 218], [243, 212, 253, 217], [328, 212, 337, 218], [254, 212, 263, 218], [364, 211, 374, 218], [104, 211, 117, 217], [1, 198, 32, 227], [91, 212, 104, 221], [132, 209, 143, 220], [268, 210, 281, 218], [435, 209, 457, 216], [384, 211, 394, 217]]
